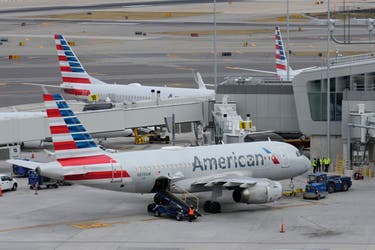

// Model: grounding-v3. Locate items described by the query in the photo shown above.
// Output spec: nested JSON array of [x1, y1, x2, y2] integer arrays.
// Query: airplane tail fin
[[54, 34, 105, 86], [43, 93, 115, 165], [275, 27, 294, 80], [193, 71, 207, 89], [193, 71, 215, 89]]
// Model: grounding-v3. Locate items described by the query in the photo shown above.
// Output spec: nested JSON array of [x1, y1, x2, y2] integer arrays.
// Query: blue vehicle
[[303, 173, 328, 200], [326, 175, 352, 193], [28, 170, 58, 189], [303, 173, 352, 200], [147, 192, 201, 221], [12, 160, 30, 177]]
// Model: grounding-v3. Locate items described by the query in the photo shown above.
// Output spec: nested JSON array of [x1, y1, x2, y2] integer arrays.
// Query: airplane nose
[[303, 156, 311, 170]]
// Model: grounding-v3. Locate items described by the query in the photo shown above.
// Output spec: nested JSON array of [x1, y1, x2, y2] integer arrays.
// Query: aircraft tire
[[203, 201, 211, 213], [210, 201, 221, 213]]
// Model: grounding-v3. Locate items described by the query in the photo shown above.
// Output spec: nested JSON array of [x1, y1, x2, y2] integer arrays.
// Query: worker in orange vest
[[188, 205, 195, 222]]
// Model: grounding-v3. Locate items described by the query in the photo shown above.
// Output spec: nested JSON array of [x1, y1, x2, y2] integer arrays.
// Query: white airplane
[[227, 26, 317, 81], [7, 93, 310, 213], [54, 34, 215, 103]]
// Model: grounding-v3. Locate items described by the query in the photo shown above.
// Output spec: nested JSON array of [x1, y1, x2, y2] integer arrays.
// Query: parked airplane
[[54, 34, 215, 103], [8, 94, 310, 213], [227, 26, 316, 81]]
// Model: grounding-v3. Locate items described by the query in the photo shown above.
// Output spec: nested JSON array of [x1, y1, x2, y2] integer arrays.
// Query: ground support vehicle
[[147, 191, 201, 221], [12, 163, 30, 177], [28, 171, 58, 189], [326, 175, 352, 193], [303, 172, 352, 200]]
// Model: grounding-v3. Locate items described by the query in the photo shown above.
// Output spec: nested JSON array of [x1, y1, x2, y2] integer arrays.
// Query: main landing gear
[[203, 200, 221, 213], [204, 186, 222, 213]]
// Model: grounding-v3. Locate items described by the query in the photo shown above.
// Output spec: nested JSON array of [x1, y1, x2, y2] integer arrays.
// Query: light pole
[[213, 0, 218, 91], [326, 0, 331, 161], [286, 0, 290, 80]]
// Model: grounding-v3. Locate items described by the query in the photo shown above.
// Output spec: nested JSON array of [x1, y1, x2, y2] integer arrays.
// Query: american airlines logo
[[193, 152, 265, 172]]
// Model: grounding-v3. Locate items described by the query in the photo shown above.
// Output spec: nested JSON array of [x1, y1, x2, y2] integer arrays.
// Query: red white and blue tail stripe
[[54, 35, 92, 85], [44, 93, 110, 160], [275, 26, 288, 79], [43, 93, 130, 181]]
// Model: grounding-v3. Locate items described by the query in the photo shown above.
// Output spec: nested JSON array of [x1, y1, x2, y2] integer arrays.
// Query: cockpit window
[[296, 150, 301, 157]]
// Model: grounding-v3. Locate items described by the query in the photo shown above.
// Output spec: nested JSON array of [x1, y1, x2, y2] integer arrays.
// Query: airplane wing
[[293, 66, 318, 74], [20, 82, 61, 88], [173, 172, 260, 191], [226, 66, 278, 76]]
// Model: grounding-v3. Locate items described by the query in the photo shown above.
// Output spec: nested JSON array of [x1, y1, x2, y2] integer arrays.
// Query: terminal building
[[216, 53, 375, 171]]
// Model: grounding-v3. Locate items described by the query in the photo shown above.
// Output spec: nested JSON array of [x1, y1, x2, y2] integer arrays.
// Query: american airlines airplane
[[54, 34, 215, 103], [8, 94, 310, 213], [227, 26, 316, 81]]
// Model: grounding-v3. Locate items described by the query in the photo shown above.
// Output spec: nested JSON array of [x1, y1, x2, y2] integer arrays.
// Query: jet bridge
[[0, 97, 210, 146]]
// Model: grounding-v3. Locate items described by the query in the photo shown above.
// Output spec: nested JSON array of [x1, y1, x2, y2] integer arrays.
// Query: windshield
[[307, 175, 316, 183]]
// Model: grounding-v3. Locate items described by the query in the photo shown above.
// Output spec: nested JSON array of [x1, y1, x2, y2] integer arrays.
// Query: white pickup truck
[[0, 174, 17, 191]]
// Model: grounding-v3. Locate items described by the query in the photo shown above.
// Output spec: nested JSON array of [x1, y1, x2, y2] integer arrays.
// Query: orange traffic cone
[[31, 152, 35, 159], [34, 183, 38, 195], [280, 223, 285, 233]]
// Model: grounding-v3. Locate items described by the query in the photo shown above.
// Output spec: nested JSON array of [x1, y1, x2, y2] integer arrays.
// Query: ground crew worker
[[326, 157, 331, 172], [324, 157, 331, 172], [188, 205, 195, 222], [323, 157, 328, 172], [316, 157, 321, 172], [312, 158, 317, 173], [320, 158, 324, 172]]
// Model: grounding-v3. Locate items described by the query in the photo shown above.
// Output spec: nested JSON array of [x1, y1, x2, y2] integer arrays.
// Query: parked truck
[[303, 172, 352, 200]]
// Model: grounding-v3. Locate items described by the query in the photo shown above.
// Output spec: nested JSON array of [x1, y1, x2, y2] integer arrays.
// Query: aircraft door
[[278, 148, 289, 168], [111, 160, 123, 183]]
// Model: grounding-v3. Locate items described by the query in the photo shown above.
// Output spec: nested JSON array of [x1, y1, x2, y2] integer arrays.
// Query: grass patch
[[34, 11, 210, 20]]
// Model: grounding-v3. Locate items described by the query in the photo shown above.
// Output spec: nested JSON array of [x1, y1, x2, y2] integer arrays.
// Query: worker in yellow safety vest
[[312, 158, 317, 173], [324, 157, 331, 172]]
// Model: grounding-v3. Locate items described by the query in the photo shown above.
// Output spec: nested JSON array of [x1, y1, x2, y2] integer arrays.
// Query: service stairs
[[156, 191, 202, 216]]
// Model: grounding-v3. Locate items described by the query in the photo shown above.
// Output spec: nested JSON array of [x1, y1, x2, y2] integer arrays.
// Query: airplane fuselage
[[61, 83, 215, 103], [40, 141, 310, 194]]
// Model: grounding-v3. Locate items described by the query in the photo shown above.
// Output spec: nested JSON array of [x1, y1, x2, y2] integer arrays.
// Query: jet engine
[[232, 180, 282, 204]]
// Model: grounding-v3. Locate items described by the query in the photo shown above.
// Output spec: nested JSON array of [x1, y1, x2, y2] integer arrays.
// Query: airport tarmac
[[1, 1, 375, 249], [0, 140, 375, 250], [0, 133, 372, 250]]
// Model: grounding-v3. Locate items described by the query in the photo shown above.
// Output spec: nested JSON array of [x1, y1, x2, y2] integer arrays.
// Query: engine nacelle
[[232, 180, 282, 204]]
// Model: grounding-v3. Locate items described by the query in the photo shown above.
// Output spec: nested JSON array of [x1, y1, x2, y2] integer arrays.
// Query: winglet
[[192, 71, 206, 89]]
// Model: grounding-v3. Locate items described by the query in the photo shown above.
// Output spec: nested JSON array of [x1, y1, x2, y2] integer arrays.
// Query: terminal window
[[307, 78, 343, 121]]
